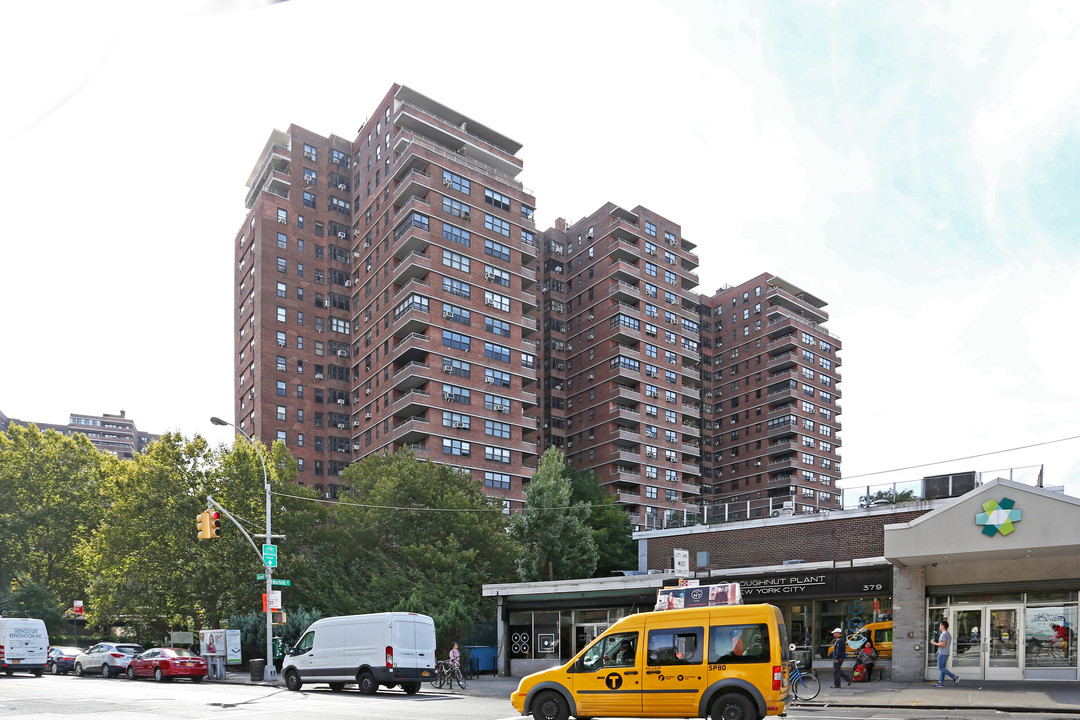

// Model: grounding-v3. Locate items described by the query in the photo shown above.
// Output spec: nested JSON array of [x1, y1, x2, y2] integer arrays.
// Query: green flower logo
[[975, 497, 1022, 537]]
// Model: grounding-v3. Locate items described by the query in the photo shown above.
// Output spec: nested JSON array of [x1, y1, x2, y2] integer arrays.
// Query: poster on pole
[[226, 629, 243, 665], [200, 629, 226, 656]]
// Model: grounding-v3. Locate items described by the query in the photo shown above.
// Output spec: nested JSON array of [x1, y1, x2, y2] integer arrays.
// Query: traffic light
[[207, 510, 221, 538], [271, 610, 286, 625], [196, 510, 211, 539]]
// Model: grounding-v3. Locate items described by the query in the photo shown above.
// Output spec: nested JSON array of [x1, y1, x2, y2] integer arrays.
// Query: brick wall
[[644, 509, 929, 570]]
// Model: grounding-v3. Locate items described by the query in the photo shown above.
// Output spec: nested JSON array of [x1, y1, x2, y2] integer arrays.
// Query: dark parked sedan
[[47, 646, 84, 675]]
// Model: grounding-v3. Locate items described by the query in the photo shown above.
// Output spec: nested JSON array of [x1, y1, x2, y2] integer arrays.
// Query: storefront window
[[1026, 603, 1078, 668]]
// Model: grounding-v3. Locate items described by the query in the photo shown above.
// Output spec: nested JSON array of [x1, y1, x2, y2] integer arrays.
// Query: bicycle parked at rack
[[787, 659, 820, 701], [429, 659, 466, 689]]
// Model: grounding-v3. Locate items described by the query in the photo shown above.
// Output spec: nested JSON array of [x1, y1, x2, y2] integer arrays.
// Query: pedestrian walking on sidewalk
[[830, 628, 851, 687], [931, 620, 960, 687]]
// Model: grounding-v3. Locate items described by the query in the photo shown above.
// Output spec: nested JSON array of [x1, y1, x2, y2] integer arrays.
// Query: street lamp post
[[210, 416, 276, 683]]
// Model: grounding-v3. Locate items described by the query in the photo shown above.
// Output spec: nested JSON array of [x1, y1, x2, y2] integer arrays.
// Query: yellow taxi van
[[860, 621, 893, 659], [511, 603, 790, 720]]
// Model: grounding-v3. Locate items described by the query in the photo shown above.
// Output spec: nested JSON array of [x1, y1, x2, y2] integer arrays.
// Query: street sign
[[73, 600, 84, 614], [262, 544, 278, 568], [271, 579, 291, 587], [256, 573, 267, 580], [268, 590, 282, 610]]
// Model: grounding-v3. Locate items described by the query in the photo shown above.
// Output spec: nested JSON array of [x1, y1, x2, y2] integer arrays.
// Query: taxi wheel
[[531, 690, 569, 720], [710, 692, 754, 720]]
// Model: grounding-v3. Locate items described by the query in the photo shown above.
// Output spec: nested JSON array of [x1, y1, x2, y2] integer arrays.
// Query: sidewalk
[[222, 671, 1080, 714]]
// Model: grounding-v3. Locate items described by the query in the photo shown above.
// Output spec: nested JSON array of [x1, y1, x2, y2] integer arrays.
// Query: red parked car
[[125, 648, 207, 683]]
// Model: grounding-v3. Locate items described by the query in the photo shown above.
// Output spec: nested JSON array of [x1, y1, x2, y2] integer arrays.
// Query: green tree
[[860, 488, 920, 507], [570, 470, 637, 577], [509, 448, 598, 581], [0, 424, 108, 623], [82, 432, 325, 640], [302, 450, 515, 628]]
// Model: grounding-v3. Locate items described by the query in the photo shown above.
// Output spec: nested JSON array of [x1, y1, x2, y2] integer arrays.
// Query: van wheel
[[284, 670, 303, 691], [402, 681, 421, 695], [710, 692, 754, 720], [329, 682, 345, 692], [531, 690, 569, 720], [31, 669, 43, 677], [357, 670, 377, 695]]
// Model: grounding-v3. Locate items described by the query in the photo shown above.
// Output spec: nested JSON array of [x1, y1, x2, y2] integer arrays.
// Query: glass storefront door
[[946, 606, 1022, 681]]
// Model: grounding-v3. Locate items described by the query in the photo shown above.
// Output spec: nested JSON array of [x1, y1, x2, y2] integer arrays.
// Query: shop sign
[[728, 566, 892, 600], [975, 497, 1022, 536]]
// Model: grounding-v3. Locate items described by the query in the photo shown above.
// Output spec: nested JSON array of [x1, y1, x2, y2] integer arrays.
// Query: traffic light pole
[[210, 417, 277, 683]]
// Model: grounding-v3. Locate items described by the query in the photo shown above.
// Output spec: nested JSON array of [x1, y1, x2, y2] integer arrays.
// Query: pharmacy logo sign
[[975, 497, 1022, 537]]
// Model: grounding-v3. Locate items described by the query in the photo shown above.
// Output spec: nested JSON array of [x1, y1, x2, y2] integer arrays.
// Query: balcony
[[391, 304, 430, 338], [392, 416, 430, 444], [391, 389, 430, 417], [681, 462, 701, 476], [681, 442, 701, 456], [609, 259, 640, 283], [767, 439, 797, 456], [766, 421, 798, 439], [766, 351, 798, 371], [394, 169, 430, 203], [391, 250, 432, 285], [610, 405, 641, 422], [611, 321, 642, 343], [391, 360, 431, 391], [520, 290, 538, 310], [614, 428, 641, 443], [680, 423, 701, 438], [617, 492, 641, 505], [609, 280, 641, 302], [616, 450, 641, 465], [244, 142, 291, 209], [765, 286, 829, 325], [614, 386, 642, 403], [768, 456, 798, 471], [392, 220, 431, 258], [519, 234, 538, 262], [393, 331, 430, 357], [393, 278, 431, 302], [519, 389, 539, 407], [766, 385, 798, 407], [679, 481, 702, 495]]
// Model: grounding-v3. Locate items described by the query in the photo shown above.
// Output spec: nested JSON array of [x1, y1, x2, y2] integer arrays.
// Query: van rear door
[[3, 620, 48, 666], [390, 616, 426, 671]]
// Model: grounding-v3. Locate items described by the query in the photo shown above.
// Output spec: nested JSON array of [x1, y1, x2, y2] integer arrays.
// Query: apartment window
[[646, 486, 658, 499], [484, 188, 511, 211], [484, 290, 510, 312], [820, 357, 832, 370], [645, 425, 658, 439], [276, 306, 286, 322], [484, 393, 510, 413], [664, 270, 677, 285], [820, 374, 832, 387], [521, 353, 535, 369], [645, 221, 657, 236], [276, 282, 287, 298], [485, 420, 511, 438], [485, 316, 511, 338], [645, 344, 658, 358], [442, 330, 471, 352], [664, 250, 677, 265], [521, 229, 535, 246], [442, 196, 470, 218], [664, 291, 678, 305], [442, 303, 470, 325], [277, 208, 287, 223], [819, 340, 832, 354], [664, 231, 676, 244], [483, 213, 511, 237], [665, 410, 677, 424], [484, 342, 511, 363], [485, 369, 511, 388], [644, 283, 657, 298], [303, 143, 317, 161], [821, 425, 832, 438], [442, 438, 470, 456], [484, 471, 511, 489], [276, 405, 286, 421], [665, 429, 677, 443], [442, 170, 470, 194], [801, 453, 815, 465], [276, 331, 286, 346], [276, 381, 286, 396], [277, 430, 287, 443], [442, 384, 471, 404], [442, 249, 470, 273], [442, 411, 471, 429], [276, 232, 287, 249], [644, 241, 657, 256], [484, 265, 510, 287], [820, 391, 833, 404], [277, 257, 287, 273], [645, 262, 658, 277], [329, 317, 350, 334], [484, 238, 511, 261], [443, 276, 471, 299], [303, 192, 316, 208], [443, 223, 471, 247]]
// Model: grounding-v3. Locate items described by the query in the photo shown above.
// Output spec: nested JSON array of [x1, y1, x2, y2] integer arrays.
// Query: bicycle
[[787, 659, 820, 701], [1030, 639, 1066, 666], [428, 659, 466, 689]]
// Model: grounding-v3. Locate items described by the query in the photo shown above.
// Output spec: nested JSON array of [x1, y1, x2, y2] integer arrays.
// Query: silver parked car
[[74, 642, 145, 678]]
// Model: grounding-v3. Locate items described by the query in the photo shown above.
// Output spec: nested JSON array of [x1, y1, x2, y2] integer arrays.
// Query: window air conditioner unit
[[587, 313, 594, 320], [365, 412, 372, 419], [337, 399, 345, 405], [586, 230, 594, 239], [484, 272, 495, 280], [443, 392, 453, 400], [353, 420, 359, 427], [338, 231, 347, 238], [443, 366, 453, 373], [451, 421, 464, 429], [337, 350, 348, 357], [276, 364, 286, 371], [443, 310, 454, 318], [363, 241, 371, 248], [338, 183, 347, 191], [354, 228, 361, 236], [498, 405, 509, 413], [587, 373, 594, 380], [315, 373, 324, 379], [353, 443, 360, 451], [443, 178, 453, 187], [484, 377, 494, 384], [304, 175, 314, 183], [365, 388, 371, 395], [755, 461, 762, 467], [344, 280, 352, 287], [325, 492, 333, 499], [277, 340, 286, 347], [353, 251, 361, 258], [461, 210, 470, 220], [484, 299, 495, 307], [336, 423, 346, 429], [278, 218, 287, 225]]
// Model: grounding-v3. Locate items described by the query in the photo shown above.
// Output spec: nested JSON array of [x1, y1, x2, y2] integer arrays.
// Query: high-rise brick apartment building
[[540, 205, 704, 530], [699, 274, 842, 520], [235, 85, 540, 506], [0, 408, 160, 459]]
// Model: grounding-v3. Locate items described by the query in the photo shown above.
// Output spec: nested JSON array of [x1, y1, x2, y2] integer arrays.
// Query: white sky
[[2, 0, 1079, 500]]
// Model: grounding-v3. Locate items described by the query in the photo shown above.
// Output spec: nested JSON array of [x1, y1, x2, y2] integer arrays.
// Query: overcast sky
[[2, 0, 1078, 501]]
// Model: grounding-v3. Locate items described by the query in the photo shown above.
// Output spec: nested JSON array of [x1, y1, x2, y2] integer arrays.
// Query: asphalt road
[[3, 674, 1080, 720]]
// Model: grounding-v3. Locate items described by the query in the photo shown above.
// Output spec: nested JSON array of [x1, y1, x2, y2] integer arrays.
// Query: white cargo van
[[282, 612, 436, 694], [0, 618, 49, 676]]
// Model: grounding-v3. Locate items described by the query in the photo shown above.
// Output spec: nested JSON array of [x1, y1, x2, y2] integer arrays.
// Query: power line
[[271, 489, 615, 514], [840, 434, 1080, 482]]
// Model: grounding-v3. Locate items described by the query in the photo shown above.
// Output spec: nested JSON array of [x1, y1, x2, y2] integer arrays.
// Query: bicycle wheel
[[453, 666, 466, 689], [792, 672, 820, 701]]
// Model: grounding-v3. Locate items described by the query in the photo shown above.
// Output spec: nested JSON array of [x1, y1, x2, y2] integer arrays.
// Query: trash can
[[250, 658, 266, 682]]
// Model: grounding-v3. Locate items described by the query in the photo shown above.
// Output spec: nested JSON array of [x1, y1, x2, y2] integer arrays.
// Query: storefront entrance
[[948, 606, 1022, 681]]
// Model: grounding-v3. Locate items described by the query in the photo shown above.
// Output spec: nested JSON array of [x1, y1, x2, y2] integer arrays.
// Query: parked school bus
[[511, 603, 790, 720]]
